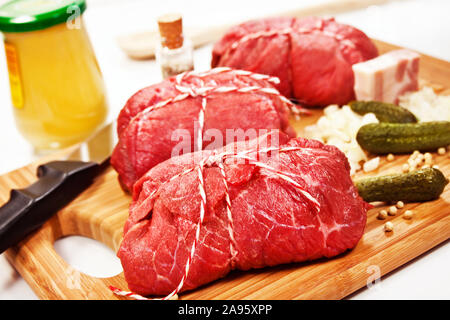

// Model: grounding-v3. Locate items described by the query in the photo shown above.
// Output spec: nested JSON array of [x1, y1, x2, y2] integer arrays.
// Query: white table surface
[[0, 0, 449, 300]]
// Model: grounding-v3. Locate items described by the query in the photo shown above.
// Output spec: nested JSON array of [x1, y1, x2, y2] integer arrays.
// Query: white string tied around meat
[[175, 67, 281, 86], [124, 68, 309, 135], [225, 19, 356, 54], [109, 144, 320, 300]]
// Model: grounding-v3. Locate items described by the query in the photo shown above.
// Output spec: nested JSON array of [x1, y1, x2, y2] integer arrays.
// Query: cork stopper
[[157, 13, 184, 49]]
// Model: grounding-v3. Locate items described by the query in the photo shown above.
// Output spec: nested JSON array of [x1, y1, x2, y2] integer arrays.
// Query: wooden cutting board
[[0, 40, 449, 300]]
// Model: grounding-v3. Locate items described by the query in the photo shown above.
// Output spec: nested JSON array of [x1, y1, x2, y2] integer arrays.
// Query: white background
[[0, 0, 449, 299]]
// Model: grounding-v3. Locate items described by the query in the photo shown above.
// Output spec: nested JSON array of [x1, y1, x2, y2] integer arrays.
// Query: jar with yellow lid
[[0, 0, 108, 152]]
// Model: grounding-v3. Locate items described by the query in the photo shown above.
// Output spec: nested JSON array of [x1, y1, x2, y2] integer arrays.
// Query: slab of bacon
[[352, 49, 420, 104]]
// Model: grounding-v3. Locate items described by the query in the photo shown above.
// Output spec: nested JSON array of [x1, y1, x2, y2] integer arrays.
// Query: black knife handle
[[0, 161, 101, 254]]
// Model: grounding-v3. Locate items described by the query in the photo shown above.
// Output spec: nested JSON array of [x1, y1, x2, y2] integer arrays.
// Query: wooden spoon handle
[[117, 0, 395, 60]]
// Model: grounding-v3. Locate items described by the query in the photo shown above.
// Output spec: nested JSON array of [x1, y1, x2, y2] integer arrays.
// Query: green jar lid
[[0, 0, 86, 33]]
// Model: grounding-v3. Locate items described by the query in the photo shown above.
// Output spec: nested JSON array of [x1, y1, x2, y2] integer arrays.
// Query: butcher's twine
[[109, 138, 320, 300], [125, 67, 309, 134], [225, 18, 356, 56]]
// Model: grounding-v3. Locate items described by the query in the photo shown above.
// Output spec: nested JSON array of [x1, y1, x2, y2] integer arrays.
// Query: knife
[[0, 122, 117, 254]]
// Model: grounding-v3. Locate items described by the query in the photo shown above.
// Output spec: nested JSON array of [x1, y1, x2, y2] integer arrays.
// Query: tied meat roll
[[111, 68, 296, 192], [117, 132, 370, 297], [212, 17, 379, 107]]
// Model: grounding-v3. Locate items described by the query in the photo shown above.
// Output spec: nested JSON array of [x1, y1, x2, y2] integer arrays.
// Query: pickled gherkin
[[355, 168, 448, 203], [356, 121, 450, 154], [349, 101, 418, 123]]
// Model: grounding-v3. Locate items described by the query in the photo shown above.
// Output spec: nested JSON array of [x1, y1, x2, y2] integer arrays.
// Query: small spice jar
[[156, 13, 194, 79], [0, 0, 108, 151]]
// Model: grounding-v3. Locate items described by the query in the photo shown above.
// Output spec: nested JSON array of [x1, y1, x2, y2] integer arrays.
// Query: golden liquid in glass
[[3, 18, 108, 151]]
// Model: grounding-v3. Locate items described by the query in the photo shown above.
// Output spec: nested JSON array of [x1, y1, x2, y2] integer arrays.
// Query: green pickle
[[355, 168, 448, 203], [356, 121, 450, 154], [349, 101, 418, 123]]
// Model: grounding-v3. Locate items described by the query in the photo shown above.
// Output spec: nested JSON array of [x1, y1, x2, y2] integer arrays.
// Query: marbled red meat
[[212, 17, 378, 107], [111, 68, 295, 191], [117, 132, 369, 296]]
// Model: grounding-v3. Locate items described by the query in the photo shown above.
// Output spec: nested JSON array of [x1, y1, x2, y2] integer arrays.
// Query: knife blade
[[0, 122, 117, 254]]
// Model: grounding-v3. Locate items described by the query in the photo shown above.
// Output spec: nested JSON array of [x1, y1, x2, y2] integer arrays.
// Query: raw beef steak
[[212, 17, 379, 107], [111, 68, 295, 191], [117, 132, 370, 296]]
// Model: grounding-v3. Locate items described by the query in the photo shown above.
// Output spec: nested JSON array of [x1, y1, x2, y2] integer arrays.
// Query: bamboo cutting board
[[0, 40, 449, 300]]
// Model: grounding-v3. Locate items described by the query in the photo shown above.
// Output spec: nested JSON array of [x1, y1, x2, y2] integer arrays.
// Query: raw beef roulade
[[111, 132, 370, 299], [212, 17, 379, 106], [111, 68, 300, 191]]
